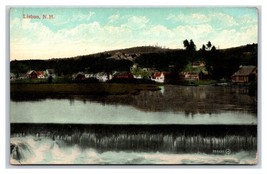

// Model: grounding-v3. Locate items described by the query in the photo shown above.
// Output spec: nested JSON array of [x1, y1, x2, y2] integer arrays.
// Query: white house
[[151, 72, 165, 83], [10, 73, 16, 80], [95, 72, 112, 82]]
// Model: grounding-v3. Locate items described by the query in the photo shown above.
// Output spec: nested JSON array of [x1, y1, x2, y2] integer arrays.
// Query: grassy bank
[[11, 77, 74, 84], [10, 83, 160, 96]]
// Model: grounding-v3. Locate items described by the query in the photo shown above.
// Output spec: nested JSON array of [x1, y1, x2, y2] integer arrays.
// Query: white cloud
[[191, 13, 208, 21], [210, 13, 238, 27], [108, 14, 120, 23], [121, 15, 149, 29], [147, 25, 173, 37], [10, 18, 214, 59], [167, 12, 237, 27], [70, 12, 95, 22], [212, 25, 257, 49], [88, 12, 96, 18], [166, 13, 209, 24], [175, 24, 212, 36], [51, 12, 96, 27], [239, 14, 258, 26]]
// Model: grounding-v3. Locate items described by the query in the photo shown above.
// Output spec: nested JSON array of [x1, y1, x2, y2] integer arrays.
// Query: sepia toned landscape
[[10, 7, 257, 165]]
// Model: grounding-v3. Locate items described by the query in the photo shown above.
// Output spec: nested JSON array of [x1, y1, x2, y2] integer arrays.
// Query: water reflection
[[79, 86, 256, 115], [10, 86, 257, 124]]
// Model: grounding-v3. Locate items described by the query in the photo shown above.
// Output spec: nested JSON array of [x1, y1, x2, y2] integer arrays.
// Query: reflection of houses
[[26, 70, 37, 79], [231, 65, 257, 83], [113, 72, 133, 79]]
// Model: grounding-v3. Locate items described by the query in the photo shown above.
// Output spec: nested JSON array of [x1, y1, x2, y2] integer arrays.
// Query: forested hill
[[104, 46, 174, 55], [10, 43, 257, 80]]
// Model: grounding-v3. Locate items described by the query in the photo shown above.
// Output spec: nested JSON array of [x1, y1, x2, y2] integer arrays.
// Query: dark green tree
[[202, 44, 206, 51], [211, 45, 216, 52], [183, 39, 196, 62], [206, 41, 212, 50], [183, 39, 190, 50], [189, 40, 196, 52]]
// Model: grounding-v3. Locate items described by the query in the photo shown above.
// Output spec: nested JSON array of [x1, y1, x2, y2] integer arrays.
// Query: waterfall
[[11, 123, 257, 154]]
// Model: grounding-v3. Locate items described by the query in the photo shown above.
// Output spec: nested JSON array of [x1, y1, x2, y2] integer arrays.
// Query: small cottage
[[192, 61, 206, 68], [113, 72, 133, 79], [180, 71, 200, 81], [72, 72, 85, 81], [26, 70, 37, 79], [10, 73, 16, 80], [231, 66, 257, 83], [36, 71, 45, 79], [95, 72, 112, 82], [151, 72, 170, 83], [46, 69, 56, 78]]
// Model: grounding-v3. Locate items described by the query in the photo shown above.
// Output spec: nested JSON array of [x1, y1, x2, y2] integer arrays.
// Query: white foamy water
[[10, 136, 257, 165]]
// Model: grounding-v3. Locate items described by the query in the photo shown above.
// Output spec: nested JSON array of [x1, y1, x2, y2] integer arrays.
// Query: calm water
[[10, 85, 257, 125]]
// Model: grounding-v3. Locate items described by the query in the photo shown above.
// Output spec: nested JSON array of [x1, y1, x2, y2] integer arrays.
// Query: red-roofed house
[[36, 71, 45, 79], [113, 72, 133, 79], [151, 72, 170, 83]]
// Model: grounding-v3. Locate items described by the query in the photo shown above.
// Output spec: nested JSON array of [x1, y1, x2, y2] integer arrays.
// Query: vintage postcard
[[10, 7, 258, 165]]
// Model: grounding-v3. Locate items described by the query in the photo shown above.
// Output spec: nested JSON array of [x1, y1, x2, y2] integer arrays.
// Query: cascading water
[[10, 123, 257, 164]]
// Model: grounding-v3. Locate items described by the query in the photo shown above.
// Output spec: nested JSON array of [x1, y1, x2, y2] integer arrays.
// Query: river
[[10, 85, 257, 165]]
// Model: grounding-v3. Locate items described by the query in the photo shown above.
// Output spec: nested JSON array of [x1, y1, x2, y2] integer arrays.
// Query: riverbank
[[10, 83, 160, 96], [10, 77, 231, 86]]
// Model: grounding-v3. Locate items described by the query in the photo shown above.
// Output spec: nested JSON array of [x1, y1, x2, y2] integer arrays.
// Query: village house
[[180, 71, 200, 81], [72, 72, 85, 81], [113, 72, 133, 79], [84, 73, 94, 79], [130, 64, 138, 71], [26, 70, 38, 79], [231, 65, 257, 83], [130, 63, 151, 79], [151, 72, 170, 83], [133, 75, 142, 79], [179, 70, 209, 81], [36, 71, 45, 79], [95, 72, 112, 82], [25, 69, 55, 79], [45, 69, 56, 78], [10, 72, 16, 80], [179, 60, 209, 81], [192, 61, 206, 68]]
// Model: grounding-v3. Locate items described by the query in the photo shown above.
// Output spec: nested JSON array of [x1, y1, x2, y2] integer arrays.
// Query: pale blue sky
[[10, 7, 258, 60]]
